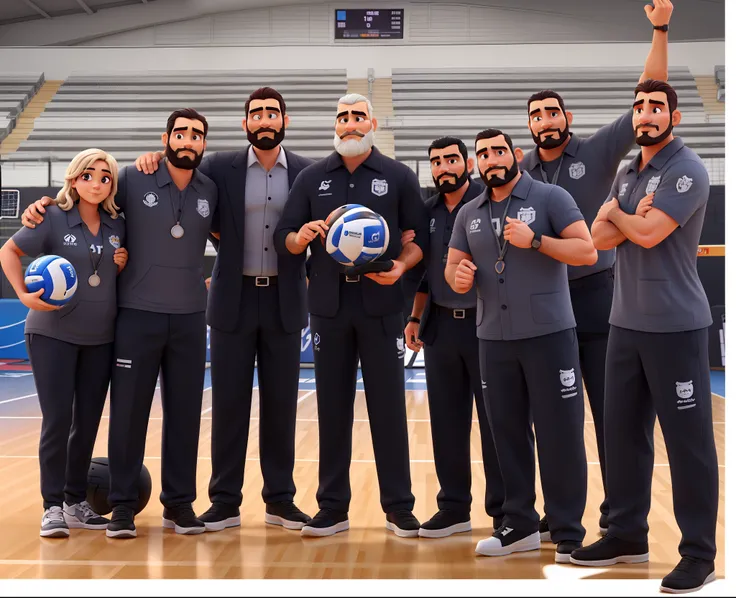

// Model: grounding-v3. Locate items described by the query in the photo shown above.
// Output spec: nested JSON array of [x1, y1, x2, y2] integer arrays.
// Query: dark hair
[[245, 87, 286, 116], [634, 79, 678, 111], [428, 136, 468, 163], [527, 89, 566, 114], [166, 108, 208, 138], [475, 128, 514, 150]]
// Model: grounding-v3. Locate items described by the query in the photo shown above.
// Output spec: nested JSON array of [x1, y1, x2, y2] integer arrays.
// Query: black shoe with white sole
[[555, 540, 582, 563], [301, 508, 349, 537], [539, 515, 551, 542], [418, 510, 471, 538], [106, 505, 136, 538], [265, 501, 311, 530], [492, 516, 504, 534], [660, 557, 716, 594], [198, 502, 241, 532], [599, 513, 609, 536], [476, 526, 541, 557], [570, 535, 649, 567], [63, 501, 109, 530], [162, 504, 205, 535], [386, 509, 420, 538]]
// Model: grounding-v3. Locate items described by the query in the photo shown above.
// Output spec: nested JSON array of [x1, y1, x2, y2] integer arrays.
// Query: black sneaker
[[162, 504, 205, 535], [599, 513, 609, 536], [570, 535, 648, 567], [301, 508, 349, 537], [63, 501, 109, 530], [539, 515, 551, 542], [386, 509, 420, 538], [198, 502, 241, 532], [476, 526, 540, 557], [418, 509, 471, 539], [555, 540, 582, 563], [660, 557, 716, 594], [265, 501, 311, 530], [106, 505, 136, 539]]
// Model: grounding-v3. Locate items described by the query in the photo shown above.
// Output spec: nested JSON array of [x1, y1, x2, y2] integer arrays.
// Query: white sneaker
[[40, 506, 70, 538], [476, 527, 540, 557], [63, 501, 110, 529]]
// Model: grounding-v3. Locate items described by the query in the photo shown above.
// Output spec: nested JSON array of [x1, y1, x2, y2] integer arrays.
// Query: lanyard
[[488, 196, 514, 274], [79, 221, 104, 286], [539, 155, 565, 187]]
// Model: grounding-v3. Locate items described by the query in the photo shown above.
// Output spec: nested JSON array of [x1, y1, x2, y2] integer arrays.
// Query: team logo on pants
[[396, 336, 405, 358], [313, 333, 321, 352], [676, 380, 694, 399], [560, 368, 575, 387]]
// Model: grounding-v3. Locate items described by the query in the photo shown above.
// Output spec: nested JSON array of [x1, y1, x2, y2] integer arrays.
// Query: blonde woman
[[0, 148, 128, 537]]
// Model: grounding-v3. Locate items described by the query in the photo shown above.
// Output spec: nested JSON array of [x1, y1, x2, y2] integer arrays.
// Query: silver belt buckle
[[255, 276, 270, 287], [345, 274, 361, 282], [453, 309, 466, 319]]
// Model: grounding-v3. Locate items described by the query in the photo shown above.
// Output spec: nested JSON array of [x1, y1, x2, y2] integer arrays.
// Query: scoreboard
[[335, 9, 404, 39]]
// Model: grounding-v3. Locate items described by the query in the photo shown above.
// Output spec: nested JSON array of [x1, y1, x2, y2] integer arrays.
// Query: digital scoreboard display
[[335, 9, 404, 40]]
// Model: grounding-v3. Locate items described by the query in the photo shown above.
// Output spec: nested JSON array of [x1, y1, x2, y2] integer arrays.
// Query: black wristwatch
[[531, 231, 543, 250], [407, 316, 421, 324], [653, 24, 669, 32]]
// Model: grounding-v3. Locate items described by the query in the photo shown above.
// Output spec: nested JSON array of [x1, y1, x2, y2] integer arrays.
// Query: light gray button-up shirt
[[243, 145, 289, 277]]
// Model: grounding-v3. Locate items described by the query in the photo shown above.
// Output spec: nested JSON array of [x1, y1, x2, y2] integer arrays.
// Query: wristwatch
[[407, 316, 421, 324], [531, 231, 542, 250], [653, 24, 669, 32]]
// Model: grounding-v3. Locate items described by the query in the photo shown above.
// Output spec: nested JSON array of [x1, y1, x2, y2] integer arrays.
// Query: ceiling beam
[[21, 0, 52, 19], [75, 0, 95, 15]]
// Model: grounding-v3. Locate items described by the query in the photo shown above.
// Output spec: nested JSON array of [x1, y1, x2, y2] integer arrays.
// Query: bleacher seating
[[390, 67, 724, 185], [12, 70, 348, 162], [0, 73, 45, 141], [715, 65, 725, 102]]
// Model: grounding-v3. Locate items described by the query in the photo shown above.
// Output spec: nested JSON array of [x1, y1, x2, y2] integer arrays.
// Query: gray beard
[[334, 129, 375, 157]]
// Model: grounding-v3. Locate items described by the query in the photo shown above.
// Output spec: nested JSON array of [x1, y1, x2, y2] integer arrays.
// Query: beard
[[433, 168, 469, 193], [531, 121, 570, 149], [481, 158, 519, 189], [635, 119, 673, 146], [165, 143, 203, 170], [334, 129, 375, 157], [247, 126, 285, 150]]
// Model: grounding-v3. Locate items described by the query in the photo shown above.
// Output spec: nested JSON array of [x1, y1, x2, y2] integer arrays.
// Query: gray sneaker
[[40, 506, 70, 538], [63, 501, 110, 530]]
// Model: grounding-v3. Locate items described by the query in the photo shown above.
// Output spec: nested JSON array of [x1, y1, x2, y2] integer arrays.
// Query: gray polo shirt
[[449, 172, 583, 341], [243, 145, 289, 277], [607, 137, 712, 333], [13, 204, 125, 345], [115, 162, 218, 314], [423, 179, 482, 309], [521, 111, 635, 280]]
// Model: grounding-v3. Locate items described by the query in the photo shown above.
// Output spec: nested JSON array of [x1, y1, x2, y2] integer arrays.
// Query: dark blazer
[[201, 147, 313, 334]]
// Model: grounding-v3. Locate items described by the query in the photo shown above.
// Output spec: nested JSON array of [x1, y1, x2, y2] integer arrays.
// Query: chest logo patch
[[646, 176, 661, 195], [517, 206, 536, 225], [108, 235, 121, 249], [63, 234, 77, 246], [619, 183, 629, 198], [469, 218, 481, 233], [372, 179, 388, 197], [197, 199, 210, 218], [568, 162, 586, 180], [429, 218, 436, 233], [319, 180, 331, 191], [676, 175, 693, 193], [143, 192, 159, 207]]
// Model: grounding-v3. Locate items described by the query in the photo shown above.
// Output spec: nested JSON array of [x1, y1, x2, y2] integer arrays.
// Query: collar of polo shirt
[[154, 159, 208, 193], [326, 146, 384, 173], [476, 171, 534, 206], [64, 203, 116, 229], [428, 177, 481, 209], [247, 145, 288, 169], [626, 136, 685, 173], [525, 133, 582, 171]]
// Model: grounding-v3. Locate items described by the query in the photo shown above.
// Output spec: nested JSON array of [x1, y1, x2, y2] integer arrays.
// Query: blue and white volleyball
[[24, 255, 78, 307], [323, 204, 390, 267]]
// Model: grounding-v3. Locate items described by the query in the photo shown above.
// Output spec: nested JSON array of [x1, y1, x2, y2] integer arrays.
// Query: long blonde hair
[[56, 148, 120, 218]]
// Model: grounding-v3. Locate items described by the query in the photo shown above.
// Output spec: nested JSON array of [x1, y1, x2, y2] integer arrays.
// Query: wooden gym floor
[[0, 367, 726, 581]]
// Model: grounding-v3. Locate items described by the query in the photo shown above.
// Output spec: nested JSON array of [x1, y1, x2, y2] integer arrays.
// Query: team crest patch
[[619, 183, 629, 197], [372, 179, 388, 197], [676, 175, 693, 193], [108, 235, 121, 249], [197, 199, 210, 218], [645, 176, 661, 195], [568, 162, 586, 180], [517, 207, 536, 225], [143, 192, 158, 207], [676, 380, 694, 399], [560, 368, 575, 387]]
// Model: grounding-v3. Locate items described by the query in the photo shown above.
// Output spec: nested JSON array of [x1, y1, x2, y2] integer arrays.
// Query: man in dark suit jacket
[[134, 87, 313, 532]]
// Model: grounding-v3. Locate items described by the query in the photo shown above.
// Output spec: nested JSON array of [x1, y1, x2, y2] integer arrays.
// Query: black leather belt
[[245, 276, 277, 287], [434, 304, 476, 319], [343, 274, 360, 283]]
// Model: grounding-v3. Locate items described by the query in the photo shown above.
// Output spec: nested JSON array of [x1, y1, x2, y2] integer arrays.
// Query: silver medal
[[171, 224, 185, 239], [88, 273, 101, 287]]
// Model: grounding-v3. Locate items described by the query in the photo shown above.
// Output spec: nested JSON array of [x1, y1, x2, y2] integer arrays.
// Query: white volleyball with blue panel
[[24, 255, 78, 307], [323, 204, 390, 267]]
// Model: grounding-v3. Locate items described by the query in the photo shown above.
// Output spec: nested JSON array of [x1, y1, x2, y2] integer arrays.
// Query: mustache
[[635, 123, 659, 133], [252, 127, 280, 136], [339, 131, 365, 139], [482, 166, 508, 178], [437, 172, 457, 181], [539, 128, 563, 136]]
